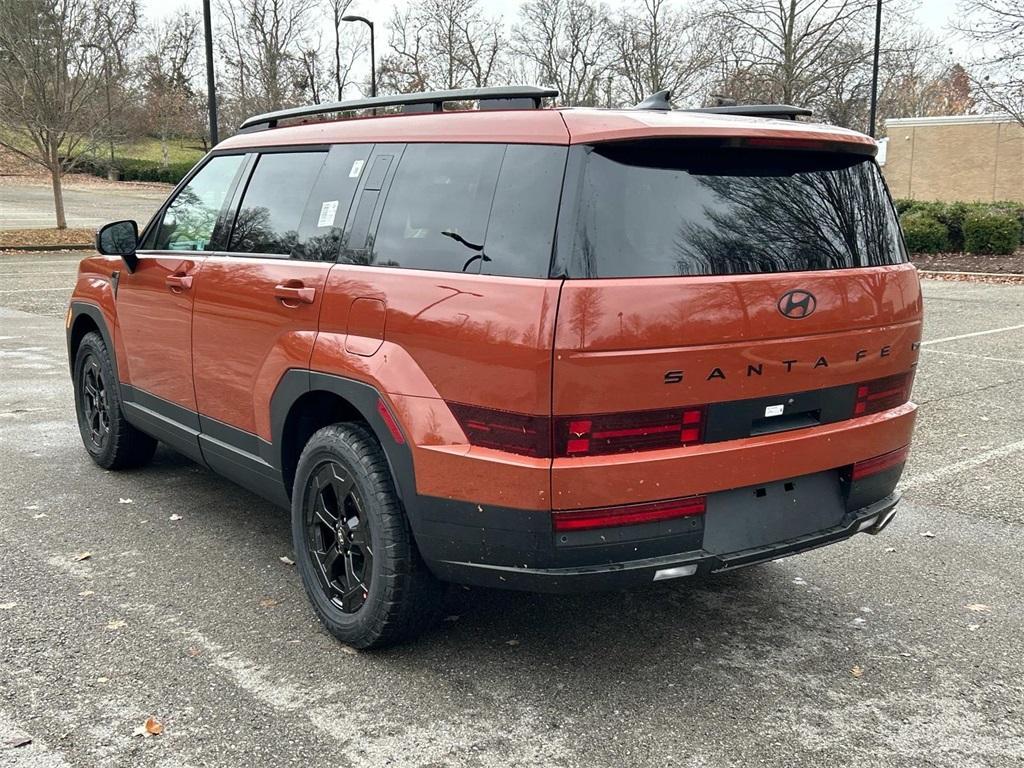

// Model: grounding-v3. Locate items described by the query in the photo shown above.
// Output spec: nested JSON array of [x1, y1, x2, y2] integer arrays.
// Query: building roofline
[[885, 113, 1016, 127]]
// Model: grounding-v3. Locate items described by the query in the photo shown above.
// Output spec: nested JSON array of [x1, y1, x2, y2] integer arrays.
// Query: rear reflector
[[854, 373, 911, 416], [376, 398, 405, 445], [554, 406, 705, 457], [851, 445, 910, 481], [552, 496, 706, 532]]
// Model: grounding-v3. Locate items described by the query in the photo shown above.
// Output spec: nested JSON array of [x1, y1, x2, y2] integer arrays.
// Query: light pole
[[868, 0, 882, 138], [342, 15, 376, 98], [203, 0, 219, 145]]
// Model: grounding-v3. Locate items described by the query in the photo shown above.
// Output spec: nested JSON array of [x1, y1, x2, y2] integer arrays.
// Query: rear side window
[[228, 151, 326, 256], [293, 144, 372, 262], [372, 143, 504, 273], [566, 141, 906, 278], [151, 154, 245, 251]]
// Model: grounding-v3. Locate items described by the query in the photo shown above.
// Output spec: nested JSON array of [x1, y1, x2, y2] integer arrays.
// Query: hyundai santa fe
[[67, 86, 921, 648]]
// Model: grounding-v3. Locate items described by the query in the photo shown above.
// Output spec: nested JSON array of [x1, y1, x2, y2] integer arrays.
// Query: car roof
[[215, 106, 875, 152]]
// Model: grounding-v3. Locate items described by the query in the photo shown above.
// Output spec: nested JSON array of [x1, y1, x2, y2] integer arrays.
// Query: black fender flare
[[269, 369, 421, 528], [68, 301, 118, 381]]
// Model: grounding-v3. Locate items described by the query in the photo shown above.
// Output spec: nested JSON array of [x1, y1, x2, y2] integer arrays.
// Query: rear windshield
[[565, 141, 907, 278]]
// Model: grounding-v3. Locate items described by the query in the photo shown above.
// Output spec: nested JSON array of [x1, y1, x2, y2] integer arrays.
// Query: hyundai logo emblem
[[778, 289, 817, 319]]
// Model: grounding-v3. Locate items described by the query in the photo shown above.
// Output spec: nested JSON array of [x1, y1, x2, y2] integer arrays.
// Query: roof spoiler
[[631, 90, 812, 121], [238, 85, 560, 132], [688, 104, 813, 121]]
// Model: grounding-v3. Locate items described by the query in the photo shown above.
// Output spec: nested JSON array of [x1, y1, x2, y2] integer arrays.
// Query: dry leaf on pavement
[[133, 717, 163, 737], [279, 556, 295, 566], [74, 552, 92, 561], [851, 665, 864, 678], [965, 603, 991, 613]]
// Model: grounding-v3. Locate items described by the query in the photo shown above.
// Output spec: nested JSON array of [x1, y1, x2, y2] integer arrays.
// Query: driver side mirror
[[96, 219, 139, 272]]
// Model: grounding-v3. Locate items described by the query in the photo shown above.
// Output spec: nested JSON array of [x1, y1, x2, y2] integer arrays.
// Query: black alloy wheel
[[306, 460, 374, 613], [79, 353, 111, 450]]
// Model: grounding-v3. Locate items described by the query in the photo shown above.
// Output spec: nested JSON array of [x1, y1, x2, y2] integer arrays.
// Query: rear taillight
[[854, 373, 911, 417], [851, 445, 910, 481], [552, 496, 706, 532], [554, 407, 705, 457], [446, 402, 551, 458]]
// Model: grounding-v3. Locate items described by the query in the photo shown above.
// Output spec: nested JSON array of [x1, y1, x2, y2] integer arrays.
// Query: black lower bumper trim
[[432, 493, 900, 593]]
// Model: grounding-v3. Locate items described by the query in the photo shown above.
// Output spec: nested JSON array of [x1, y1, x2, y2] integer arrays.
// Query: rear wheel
[[73, 331, 157, 470], [291, 423, 444, 649]]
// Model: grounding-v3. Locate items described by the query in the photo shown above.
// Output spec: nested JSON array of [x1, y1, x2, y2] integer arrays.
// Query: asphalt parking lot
[[1, 253, 1022, 767]]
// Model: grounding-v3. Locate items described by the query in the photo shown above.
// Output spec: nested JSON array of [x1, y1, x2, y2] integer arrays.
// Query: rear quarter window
[[370, 143, 566, 277], [564, 141, 907, 278]]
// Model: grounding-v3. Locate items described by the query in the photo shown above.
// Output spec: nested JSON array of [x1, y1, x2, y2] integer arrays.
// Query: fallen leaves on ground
[[118, 498, 133, 504], [920, 531, 936, 538], [3, 736, 32, 748], [78, 590, 95, 597], [0, 227, 93, 248], [133, 717, 163, 737], [169, 514, 182, 521], [0, 602, 16, 610], [279, 556, 295, 566], [851, 665, 864, 678], [259, 597, 279, 608], [965, 603, 992, 613], [106, 619, 127, 630], [505, 639, 520, 647], [74, 552, 92, 562]]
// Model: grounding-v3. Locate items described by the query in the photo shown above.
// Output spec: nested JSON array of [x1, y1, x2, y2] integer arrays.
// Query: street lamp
[[342, 15, 376, 98], [868, 0, 882, 138]]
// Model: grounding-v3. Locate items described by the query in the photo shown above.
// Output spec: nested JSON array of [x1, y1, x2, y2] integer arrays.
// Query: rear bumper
[[421, 491, 900, 593]]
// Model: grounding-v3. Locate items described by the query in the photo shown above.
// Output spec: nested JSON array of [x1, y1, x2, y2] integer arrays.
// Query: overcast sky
[[143, 0, 966, 80]]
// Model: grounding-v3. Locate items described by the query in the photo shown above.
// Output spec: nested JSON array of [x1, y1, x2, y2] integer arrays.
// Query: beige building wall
[[883, 114, 1024, 203]]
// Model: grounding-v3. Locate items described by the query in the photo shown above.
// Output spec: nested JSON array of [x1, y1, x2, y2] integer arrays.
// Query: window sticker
[[317, 200, 339, 228], [349, 159, 365, 178]]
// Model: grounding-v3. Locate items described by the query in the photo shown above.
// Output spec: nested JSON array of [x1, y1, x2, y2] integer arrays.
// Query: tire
[[291, 423, 444, 649], [72, 331, 157, 470]]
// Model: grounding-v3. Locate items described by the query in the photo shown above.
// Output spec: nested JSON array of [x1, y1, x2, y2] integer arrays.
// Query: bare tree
[[714, 0, 880, 107], [323, 0, 365, 99], [954, 0, 1024, 125], [141, 10, 203, 165], [216, 0, 318, 126], [513, 0, 613, 106], [379, 0, 506, 94], [612, 0, 722, 107], [0, 0, 139, 228]]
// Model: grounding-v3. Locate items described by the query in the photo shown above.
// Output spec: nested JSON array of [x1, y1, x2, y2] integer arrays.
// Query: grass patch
[[117, 137, 206, 166]]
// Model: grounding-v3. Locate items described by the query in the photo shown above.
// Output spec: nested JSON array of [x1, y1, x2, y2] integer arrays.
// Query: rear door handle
[[273, 284, 316, 304], [165, 274, 193, 291]]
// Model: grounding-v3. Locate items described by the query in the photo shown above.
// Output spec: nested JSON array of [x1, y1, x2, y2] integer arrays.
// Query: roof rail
[[687, 104, 813, 121], [238, 85, 560, 132]]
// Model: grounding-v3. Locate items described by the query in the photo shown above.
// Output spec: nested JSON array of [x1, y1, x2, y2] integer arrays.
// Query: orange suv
[[68, 86, 920, 648]]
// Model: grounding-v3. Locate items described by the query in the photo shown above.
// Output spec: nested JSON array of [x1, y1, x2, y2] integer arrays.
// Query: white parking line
[[902, 438, 1024, 491], [921, 323, 1024, 346], [0, 271, 78, 276], [922, 348, 1024, 365], [0, 287, 70, 294]]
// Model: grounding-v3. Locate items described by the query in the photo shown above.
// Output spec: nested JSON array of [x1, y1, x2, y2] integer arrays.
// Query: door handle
[[165, 274, 193, 291], [273, 284, 316, 305]]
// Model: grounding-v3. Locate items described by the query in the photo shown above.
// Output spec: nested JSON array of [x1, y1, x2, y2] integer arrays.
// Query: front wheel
[[73, 331, 157, 470], [291, 423, 444, 649]]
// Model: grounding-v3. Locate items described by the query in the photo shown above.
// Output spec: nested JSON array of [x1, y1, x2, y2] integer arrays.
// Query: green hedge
[[896, 199, 1024, 254], [76, 155, 194, 185], [963, 210, 1023, 255], [900, 211, 949, 253]]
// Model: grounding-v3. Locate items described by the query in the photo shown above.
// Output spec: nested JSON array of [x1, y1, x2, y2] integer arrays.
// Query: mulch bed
[[911, 250, 1024, 275], [0, 227, 93, 249]]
